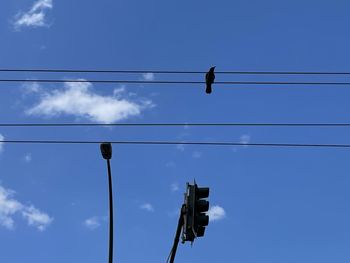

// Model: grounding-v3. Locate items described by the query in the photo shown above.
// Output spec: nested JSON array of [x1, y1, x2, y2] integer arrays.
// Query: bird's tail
[[206, 84, 212, 94]]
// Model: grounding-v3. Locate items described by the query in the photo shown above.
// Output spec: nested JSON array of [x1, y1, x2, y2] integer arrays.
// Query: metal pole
[[169, 205, 185, 263], [107, 159, 114, 263]]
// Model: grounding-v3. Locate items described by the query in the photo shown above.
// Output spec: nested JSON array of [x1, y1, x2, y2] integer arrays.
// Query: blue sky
[[1, 0, 350, 262]]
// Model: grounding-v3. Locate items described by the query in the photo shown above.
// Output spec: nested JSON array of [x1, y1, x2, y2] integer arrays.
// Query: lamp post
[[100, 143, 114, 263]]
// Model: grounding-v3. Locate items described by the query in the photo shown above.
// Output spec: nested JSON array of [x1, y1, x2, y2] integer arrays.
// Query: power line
[[3, 79, 350, 86], [1, 140, 350, 148], [1, 79, 203, 84], [2, 123, 350, 127], [2, 68, 350, 75]]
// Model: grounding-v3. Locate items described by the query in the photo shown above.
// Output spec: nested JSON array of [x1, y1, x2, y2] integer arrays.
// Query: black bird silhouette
[[205, 66, 215, 94]]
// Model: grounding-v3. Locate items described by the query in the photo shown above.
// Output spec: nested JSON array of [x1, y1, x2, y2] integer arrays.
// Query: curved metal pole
[[107, 159, 114, 263]]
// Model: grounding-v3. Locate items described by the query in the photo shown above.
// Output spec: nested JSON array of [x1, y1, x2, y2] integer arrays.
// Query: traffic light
[[182, 182, 210, 243], [194, 184, 209, 238]]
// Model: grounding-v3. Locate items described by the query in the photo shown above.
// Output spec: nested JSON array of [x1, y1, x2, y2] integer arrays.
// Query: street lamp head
[[100, 142, 112, 160]]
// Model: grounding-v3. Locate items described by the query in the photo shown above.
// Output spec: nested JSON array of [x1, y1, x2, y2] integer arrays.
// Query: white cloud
[[22, 205, 53, 231], [142, 73, 155, 81], [0, 185, 52, 231], [207, 205, 226, 222], [239, 134, 251, 145], [113, 86, 126, 97], [13, 0, 53, 30], [176, 131, 190, 152], [0, 187, 22, 229], [32, 0, 53, 10], [171, 183, 179, 192], [22, 82, 42, 95], [0, 134, 4, 153], [140, 203, 154, 212], [26, 80, 153, 123], [192, 151, 202, 159], [23, 153, 32, 163], [176, 144, 185, 152], [84, 216, 101, 230]]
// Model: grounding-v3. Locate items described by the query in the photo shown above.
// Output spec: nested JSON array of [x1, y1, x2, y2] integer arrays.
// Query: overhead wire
[[1, 140, 350, 148], [1, 69, 350, 148], [2, 68, 350, 75], [2, 79, 350, 86], [2, 123, 350, 127]]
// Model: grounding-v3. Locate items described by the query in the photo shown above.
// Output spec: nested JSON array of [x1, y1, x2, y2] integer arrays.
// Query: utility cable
[[2, 140, 350, 148], [3, 79, 350, 86], [2, 68, 350, 75], [2, 123, 350, 127]]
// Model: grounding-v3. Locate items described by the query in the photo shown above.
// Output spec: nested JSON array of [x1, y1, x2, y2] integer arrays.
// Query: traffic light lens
[[197, 226, 206, 237], [196, 187, 209, 198], [197, 214, 209, 226], [197, 200, 209, 212]]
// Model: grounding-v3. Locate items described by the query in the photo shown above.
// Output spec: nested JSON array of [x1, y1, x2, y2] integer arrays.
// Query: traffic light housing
[[194, 185, 209, 237], [182, 182, 210, 243]]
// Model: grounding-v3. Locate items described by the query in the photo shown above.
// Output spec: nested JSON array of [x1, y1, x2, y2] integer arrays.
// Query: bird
[[205, 66, 215, 94]]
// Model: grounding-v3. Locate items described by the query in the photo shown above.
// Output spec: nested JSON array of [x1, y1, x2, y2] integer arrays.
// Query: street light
[[100, 142, 114, 263]]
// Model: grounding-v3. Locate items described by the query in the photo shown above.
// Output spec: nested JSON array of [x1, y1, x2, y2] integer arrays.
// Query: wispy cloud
[[21, 82, 42, 95], [26, 81, 153, 123], [171, 183, 179, 192], [176, 143, 185, 152], [83, 216, 102, 230], [207, 205, 226, 222], [176, 128, 191, 152], [192, 151, 202, 159], [13, 0, 53, 30], [0, 134, 4, 153], [142, 73, 155, 81], [0, 187, 22, 229], [113, 86, 126, 97], [140, 203, 154, 212], [22, 205, 53, 231], [233, 134, 252, 152], [23, 153, 32, 163], [0, 185, 53, 231], [239, 134, 251, 145]]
